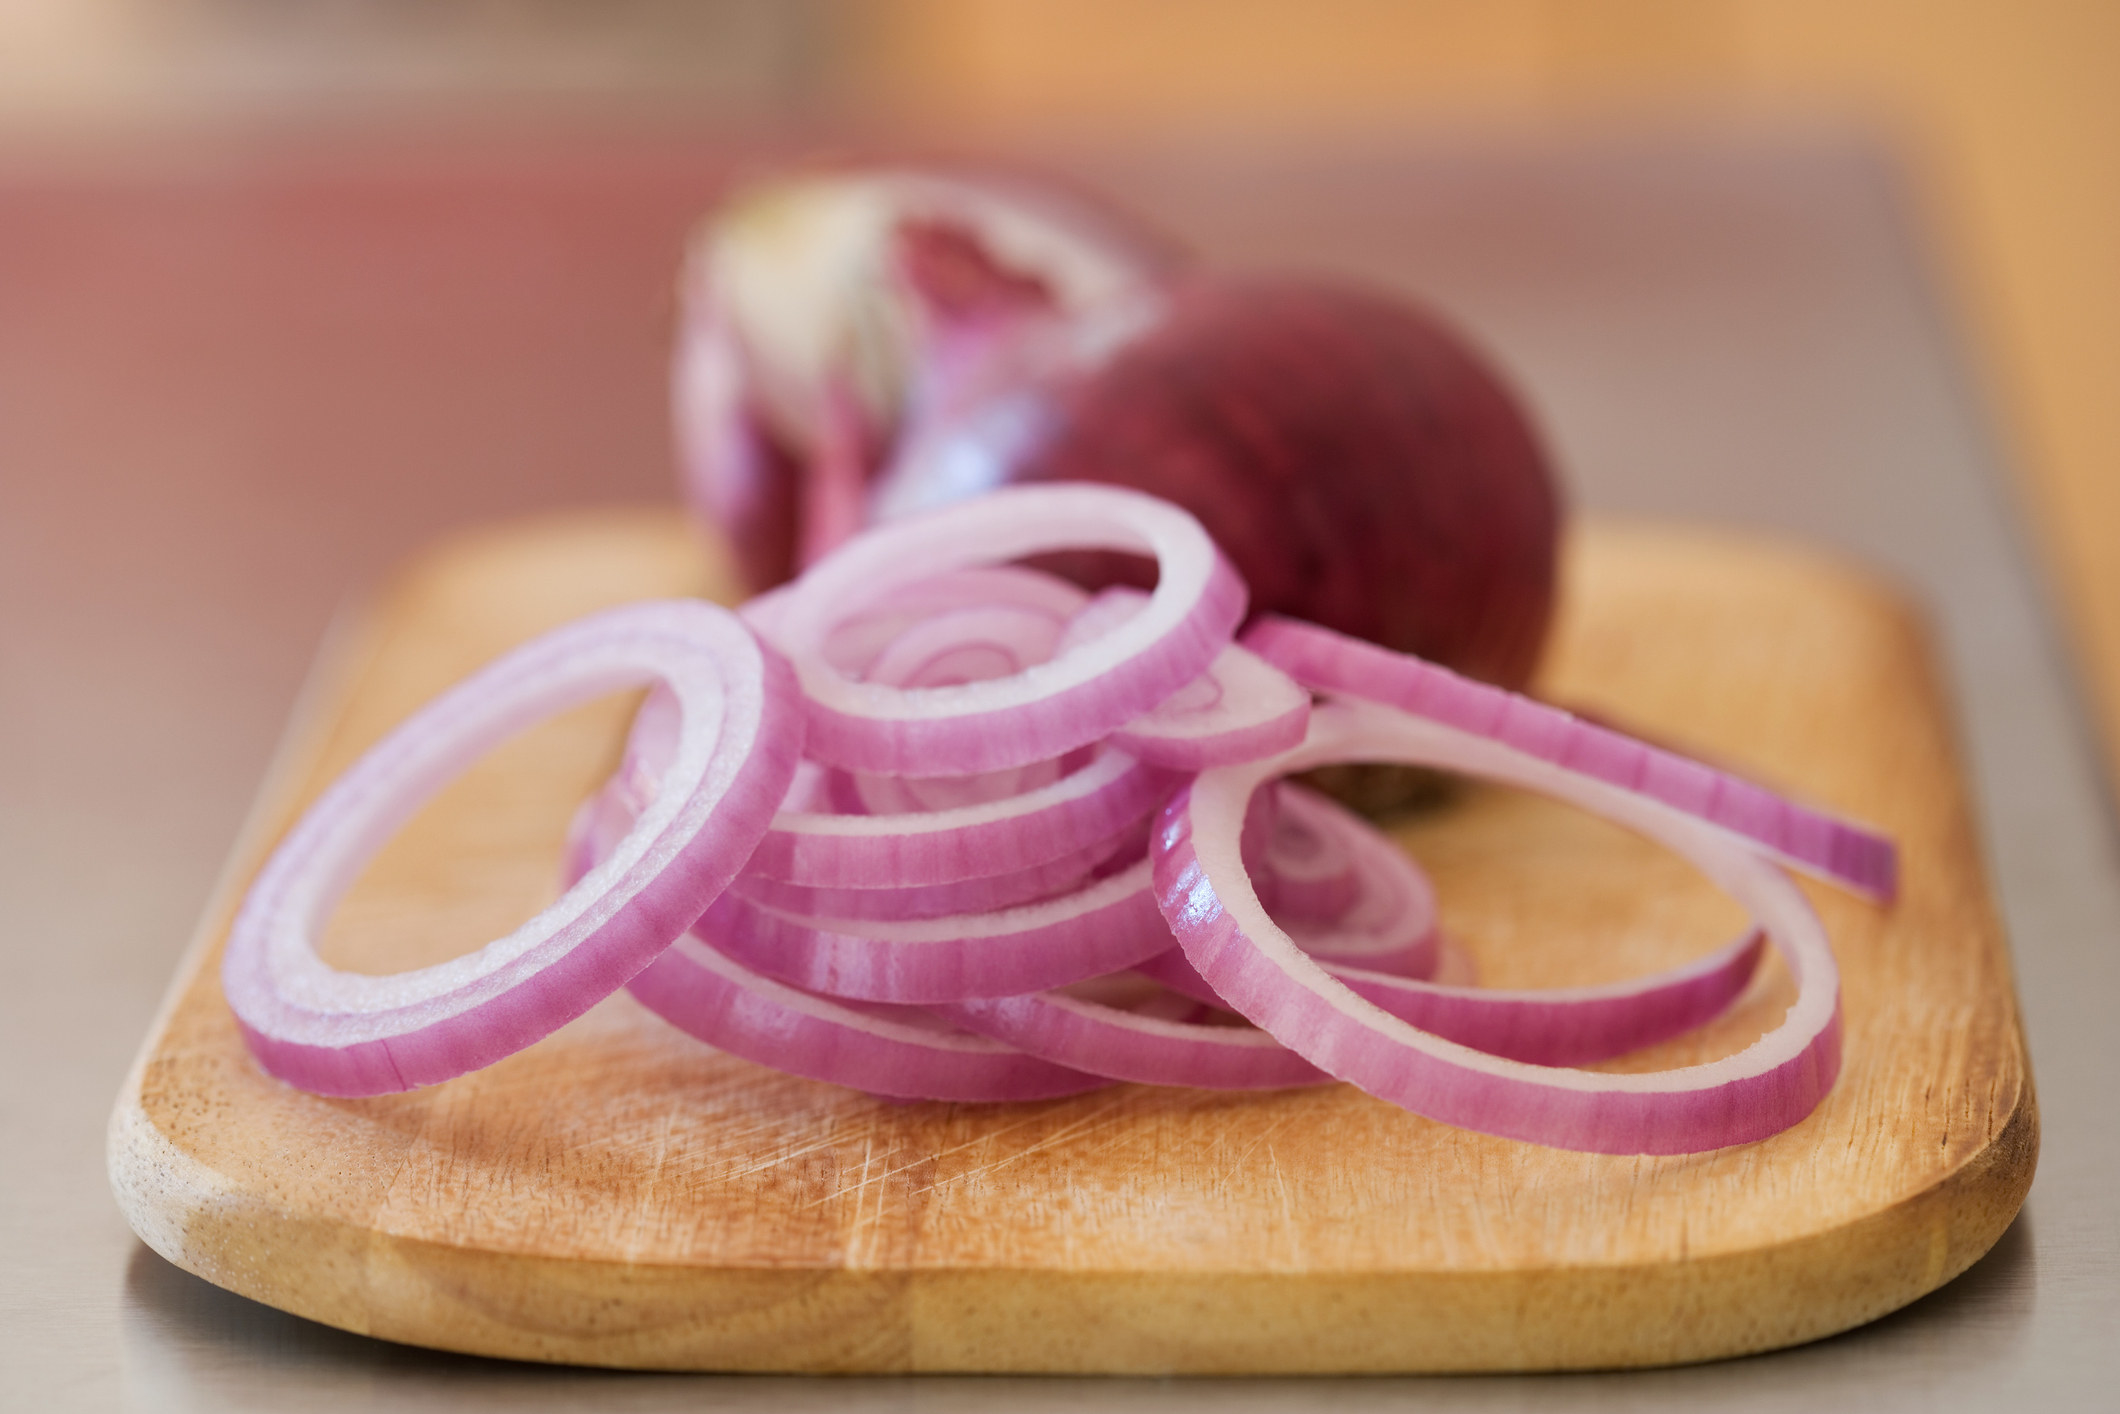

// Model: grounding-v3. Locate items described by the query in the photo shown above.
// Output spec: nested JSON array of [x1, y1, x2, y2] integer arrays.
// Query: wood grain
[[107, 509, 2035, 1373]]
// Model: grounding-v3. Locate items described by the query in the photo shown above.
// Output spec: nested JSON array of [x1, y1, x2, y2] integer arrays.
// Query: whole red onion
[[676, 168, 1561, 689]]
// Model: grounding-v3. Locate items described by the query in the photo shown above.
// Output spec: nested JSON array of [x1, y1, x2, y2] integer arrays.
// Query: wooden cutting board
[[107, 508, 2036, 1374]]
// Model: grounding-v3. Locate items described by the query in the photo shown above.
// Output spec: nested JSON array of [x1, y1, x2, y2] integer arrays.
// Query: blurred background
[[2, 0, 2114, 773]]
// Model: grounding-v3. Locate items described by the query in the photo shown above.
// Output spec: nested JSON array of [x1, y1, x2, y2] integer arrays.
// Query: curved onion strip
[[838, 600, 1081, 811], [757, 483, 1246, 774], [943, 984, 1328, 1091], [699, 856, 1176, 1002], [552, 791, 1106, 1103], [1155, 699, 1842, 1154], [1143, 781, 1440, 1000], [1319, 930, 1767, 1069], [732, 827, 1118, 920], [1058, 587, 1310, 769], [1256, 783, 1361, 923], [611, 684, 1175, 889], [1267, 784, 1439, 975], [1135, 913, 1763, 1070], [754, 743, 1175, 888], [223, 601, 803, 1096], [630, 937, 1112, 1101], [816, 564, 1089, 677], [1244, 615, 1896, 901]]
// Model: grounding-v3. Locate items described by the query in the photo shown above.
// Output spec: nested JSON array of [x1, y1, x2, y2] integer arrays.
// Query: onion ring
[[1155, 699, 1841, 1153], [223, 600, 801, 1096], [756, 482, 1246, 774]]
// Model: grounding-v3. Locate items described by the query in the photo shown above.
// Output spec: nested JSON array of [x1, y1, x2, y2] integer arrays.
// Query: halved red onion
[[630, 936, 1110, 1101], [1244, 615, 1897, 901], [676, 167, 1179, 591], [944, 976, 1328, 1091], [1155, 699, 1841, 1153], [699, 856, 1176, 1003], [753, 483, 1246, 775], [223, 601, 803, 1096]]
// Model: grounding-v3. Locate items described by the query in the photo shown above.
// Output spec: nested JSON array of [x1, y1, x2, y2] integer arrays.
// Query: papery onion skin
[[676, 166, 1179, 591]]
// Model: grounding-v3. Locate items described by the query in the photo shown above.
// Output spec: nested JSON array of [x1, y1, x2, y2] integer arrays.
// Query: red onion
[[557, 808, 1108, 1103], [675, 167, 1177, 589], [747, 483, 1247, 775], [1155, 700, 1843, 1154], [698, 855, 1176, 1004], [1245, 615, 1897, 900], [1056, 587, 1311, 768], [223, 601, 802, 1096], [943, 978, 1330, 1092], [676, 167, 1560, 689], [221, 479, 1887, 1149], [631, 936, 1110, 1102]]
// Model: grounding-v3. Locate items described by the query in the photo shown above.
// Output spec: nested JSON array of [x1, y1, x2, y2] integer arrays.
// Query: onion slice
[[564, 763, 1107, 1102], [223, 601, 803, 1096], [755, 483, 1246, 774], [608, 683, 1176, 890], [944, 980, 1328, 1091], [631, 937, 1111, 1101], [1155, 699, 1842, 1153], [700, 856, 1176, 1002], [1244, 615, 1896, 901], [1057, 587, 1310, 768], [730, 828, 1117, 920]]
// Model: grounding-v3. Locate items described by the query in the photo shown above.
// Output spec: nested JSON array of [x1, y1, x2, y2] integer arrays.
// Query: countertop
[[2, 128, 2113, 1409]]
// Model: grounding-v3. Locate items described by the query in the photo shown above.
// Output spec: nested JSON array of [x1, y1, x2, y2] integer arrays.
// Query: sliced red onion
[[1257, 782, 1362, 923], [223, 601, 803, 1096], [836, 596, 1084, 811], [607, 680, 1176, 890], [699, 856, 1176, 1003], [1155, 699, 1842, 1153], [1244, 615, 1897, 901], [1268, 784, 1439, 976], [1087, 895, 1758, 1074], [563, 773, 1106, 1103], [753, 743, 1174, 889], [1058, 586, 1310, 769], [629, 936, 1110, 1101], [755, 483, 1246, 775], [1321, 929, 1766, 1068], [731, 828, 1117, 920], [944, 977, 1328, 1091], [822, 564, 1089, 678]]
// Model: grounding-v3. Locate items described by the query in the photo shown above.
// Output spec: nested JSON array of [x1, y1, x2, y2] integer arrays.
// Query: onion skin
[[880, 276, 1561, 689]]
